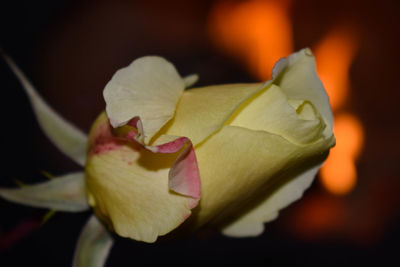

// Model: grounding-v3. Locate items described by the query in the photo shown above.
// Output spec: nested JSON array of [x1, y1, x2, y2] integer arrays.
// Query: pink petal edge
[[126, 117, 201, 200], [90, 117, 126, 155]]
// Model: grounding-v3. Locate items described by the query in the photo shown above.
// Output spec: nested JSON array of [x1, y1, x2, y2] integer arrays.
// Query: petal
[[0, 172, 89, 212], [103, 56, 185, 143], [2, 53, 88, 166], [229, 84, 326, 145], [221, 165, 320, 237], [153, 83, 264, 146], [271, 48, 333, 136], [167, 140, 201, 198], [86, 145, 198, 243], [73, 215, 113, 267], [86, 114, 199, 243], [187, 126, 334, 229], [119, 116, 201, 199], [147, 135, 201, 199]]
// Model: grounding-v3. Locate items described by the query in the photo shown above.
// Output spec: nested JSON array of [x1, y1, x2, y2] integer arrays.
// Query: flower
[[0, 48, 334, 267]]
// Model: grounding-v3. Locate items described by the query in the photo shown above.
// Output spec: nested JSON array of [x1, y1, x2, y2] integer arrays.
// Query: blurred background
[[1, 0, 400, 266]]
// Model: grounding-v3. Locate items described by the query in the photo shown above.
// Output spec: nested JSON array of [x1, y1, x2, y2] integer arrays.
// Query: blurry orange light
[[315, 25, 363, 195], [321, 113, 364, 195], [320, 152, 357, 195], [208, 0, 293, 80], [332, 113, 364, 159], [314, 26, 359, 111]]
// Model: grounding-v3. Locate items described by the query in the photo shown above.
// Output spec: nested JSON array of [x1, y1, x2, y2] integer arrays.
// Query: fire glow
[[208, 0, 364, 195], [208, 0, 293, 80], [315, 27, 364, 195]]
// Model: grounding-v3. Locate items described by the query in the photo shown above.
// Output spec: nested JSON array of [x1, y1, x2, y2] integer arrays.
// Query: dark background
[[1, 0, 400, 266]]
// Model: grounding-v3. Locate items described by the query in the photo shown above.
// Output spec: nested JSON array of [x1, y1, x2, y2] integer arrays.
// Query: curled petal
[[229, 84, 326, 145], [86, 114, 200, 243], [73, 215, 113, 267], [2, 52, 88, 166], [271, 48, 333, 136], [0, 172, 89, 212], [168, 141, 201, 199], [126, 118, 201, 199], [103, 56, 185, 143]]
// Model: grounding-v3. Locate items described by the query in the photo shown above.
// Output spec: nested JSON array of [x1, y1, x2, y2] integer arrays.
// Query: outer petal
[[2, 52, 88, 166], [103, 56, 185, 143], [0, 172, 89, 212], [73, 215, 113, 267], [86, 145, 198, 243], [153, 83, 264, 146], [85, 114, 199, 243], [187, 126, 334, 229], [271, 48, 333, 135], [222, 165, 319, 237]]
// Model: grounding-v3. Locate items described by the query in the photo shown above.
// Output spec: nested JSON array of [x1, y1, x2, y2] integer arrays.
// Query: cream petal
[[85, 144, 199, 243], [188, 126, 334, 229], [271, 48, 333, 136], [229, 84, 326, 145], [0, 172, 89, 212], [2, 53, 88, 166], [103, 56, 185, 143], [222, 165, 319, 237], [86, 114, 200, 242], [153, 83, 264, 146], [73, 215, 113, 267]]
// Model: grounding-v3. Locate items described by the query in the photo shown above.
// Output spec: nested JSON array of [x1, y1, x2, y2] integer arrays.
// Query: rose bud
[[85, 48, 335, 243], [0, 48, 334, 266]]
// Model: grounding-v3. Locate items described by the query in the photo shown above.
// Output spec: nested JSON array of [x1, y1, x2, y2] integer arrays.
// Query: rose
[[85, 48, 335, 243], [0, 48, 334, 265]]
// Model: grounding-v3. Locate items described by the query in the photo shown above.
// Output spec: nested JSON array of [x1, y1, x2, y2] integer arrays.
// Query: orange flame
[[208, 0, 293, 80]]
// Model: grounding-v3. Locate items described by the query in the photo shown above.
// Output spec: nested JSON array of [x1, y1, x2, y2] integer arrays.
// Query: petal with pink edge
[[124, 117, 201, 199], [86, 113, 200, 243]]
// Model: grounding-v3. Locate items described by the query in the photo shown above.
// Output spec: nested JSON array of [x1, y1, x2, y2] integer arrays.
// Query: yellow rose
[[85, 48, 335, 243], [0, 49, 334, 266]]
